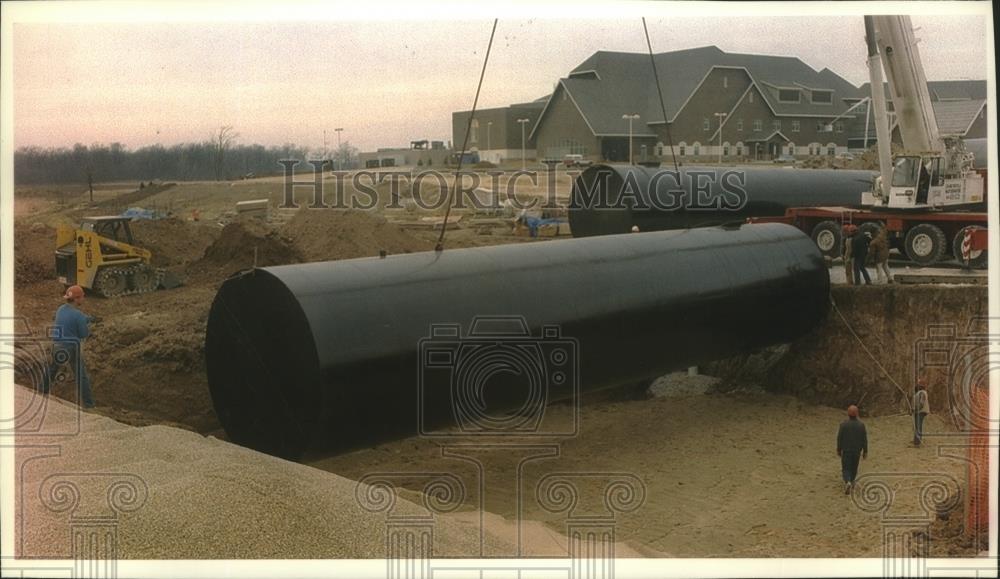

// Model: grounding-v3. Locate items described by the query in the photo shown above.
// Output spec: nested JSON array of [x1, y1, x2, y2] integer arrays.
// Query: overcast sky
[[12, 10, 991, 152]]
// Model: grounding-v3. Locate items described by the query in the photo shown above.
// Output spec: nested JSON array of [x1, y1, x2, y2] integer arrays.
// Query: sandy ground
[[307, 383, 972, 557]]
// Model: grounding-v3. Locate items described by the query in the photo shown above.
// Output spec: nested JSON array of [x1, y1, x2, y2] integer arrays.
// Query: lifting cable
[[642, 18, 680, 175], [830, 294, 913, 414], [642, 17, 686, 227], [436, 19, 499, 252]]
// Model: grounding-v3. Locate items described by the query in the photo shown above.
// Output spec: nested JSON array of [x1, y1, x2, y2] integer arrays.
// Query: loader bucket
[[159, 270, 184, 289]]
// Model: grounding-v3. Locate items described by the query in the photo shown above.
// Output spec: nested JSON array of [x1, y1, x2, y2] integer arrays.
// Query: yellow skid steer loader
[[55, 216, 181, 297]]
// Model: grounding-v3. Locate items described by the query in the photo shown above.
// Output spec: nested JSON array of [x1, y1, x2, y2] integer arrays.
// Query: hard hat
[[847, 405, 859, 417], [64, 285, 85, 300], [631, 225, 640, 233]]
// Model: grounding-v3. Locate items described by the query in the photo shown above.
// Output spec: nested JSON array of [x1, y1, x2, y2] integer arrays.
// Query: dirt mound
[[279, 208, 432, 262], [707, 284, 987, 417], [195, 220, 302, 274], [14, 222, 56, 286], [95, 182, 176, 211], [130, 217, 220, 267], [83, 284, 219, 433]]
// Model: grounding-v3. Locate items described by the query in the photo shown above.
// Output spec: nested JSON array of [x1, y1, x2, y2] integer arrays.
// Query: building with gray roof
[[526, 45, 865, 163]]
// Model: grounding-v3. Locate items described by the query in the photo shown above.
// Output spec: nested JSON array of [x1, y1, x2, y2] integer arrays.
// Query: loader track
[[93, 264, 164, 297]]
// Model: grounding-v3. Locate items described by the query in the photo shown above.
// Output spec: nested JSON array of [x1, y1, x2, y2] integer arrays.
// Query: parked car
[[835, 152, 856, 161], [774, 154, 796, 164], [563, 154, 593, 168]]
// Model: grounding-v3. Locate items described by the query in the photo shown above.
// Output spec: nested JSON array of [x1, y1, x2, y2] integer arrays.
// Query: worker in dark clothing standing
[[851, 231, 873, 285], [837, 404, 868, 494], [842, 224, 856, 285], [40, 285, 96, 408], [913, 378, 930, 446]]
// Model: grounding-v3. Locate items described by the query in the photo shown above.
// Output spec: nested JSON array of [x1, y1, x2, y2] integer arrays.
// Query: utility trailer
[[748, 206, 987, 268]]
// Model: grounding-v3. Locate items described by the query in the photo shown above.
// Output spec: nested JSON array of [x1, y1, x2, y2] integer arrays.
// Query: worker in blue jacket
[[41, 285, 96, 408]]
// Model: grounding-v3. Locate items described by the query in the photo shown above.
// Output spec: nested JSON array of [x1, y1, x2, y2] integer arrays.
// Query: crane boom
[[864, 17, 895, 201], [870, 15, 944, 153], [861, 15, 983, 210]]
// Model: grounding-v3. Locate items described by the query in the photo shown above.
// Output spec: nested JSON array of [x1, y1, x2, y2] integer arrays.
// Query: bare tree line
[[14, 128, 360, 185]]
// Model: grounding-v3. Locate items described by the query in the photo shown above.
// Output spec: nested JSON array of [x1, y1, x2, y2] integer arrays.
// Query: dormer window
[[811, 90, 833, 104], [778, 89, 800, 103]]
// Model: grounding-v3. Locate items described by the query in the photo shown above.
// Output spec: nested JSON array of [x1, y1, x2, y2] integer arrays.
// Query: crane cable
[[642, 17, 686, 228], [830, 294, 914, 414], [436, 19, 499, 252]]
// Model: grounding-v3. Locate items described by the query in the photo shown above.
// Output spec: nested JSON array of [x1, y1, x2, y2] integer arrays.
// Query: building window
[[816, 120, 826, 131], [736, 144, 743, 156], [749, 92, 754, 104], [723, 143, 730, 156], [835, 122, 844, 133], [827, 146, 836, 156], [791, 120, 800, 132], [558, 138, 586, 156], [736, 119, 743, 131], [703, 118, 711, 131], [753, 119, 762, 132], [723, 75, 728, 89], [679, 143, 686, 156], [811, 91, 833, 104], [772, 119, 781, 132], [693, 143, 700, 156], [778, 89, 800, 103], [787, 143, 795, 155], [470, 119, 479, 144]]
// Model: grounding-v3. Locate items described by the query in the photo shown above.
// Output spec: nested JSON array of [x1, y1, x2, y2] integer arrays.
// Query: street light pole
[[622, 113, 639, 164], [334, 127, 344, 170], [517, 118, 530, 170], [487, 121, 492, 163], [714, 112, 727, 164]]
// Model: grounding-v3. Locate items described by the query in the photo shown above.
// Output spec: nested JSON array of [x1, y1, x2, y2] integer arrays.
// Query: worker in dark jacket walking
[[837, 404, 868, 494], [851, 231, 873, 285]]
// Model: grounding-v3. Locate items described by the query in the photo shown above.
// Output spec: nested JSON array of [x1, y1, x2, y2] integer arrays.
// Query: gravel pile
[[15, 385, 511, 559]]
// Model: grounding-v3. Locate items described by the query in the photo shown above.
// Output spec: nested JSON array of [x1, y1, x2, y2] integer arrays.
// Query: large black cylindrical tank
[[569, 164, 876, 238], [205, 223, 830, 458]]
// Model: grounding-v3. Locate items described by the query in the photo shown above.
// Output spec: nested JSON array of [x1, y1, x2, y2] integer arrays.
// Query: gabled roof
[[858, 79, 987, 102], [928, 80, 988, 101], [926, 100, 986, 136], [531, 46, 863, 139], [847, 99, 986, 138]]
